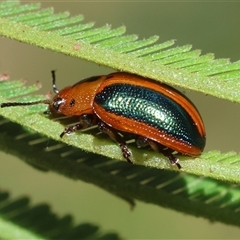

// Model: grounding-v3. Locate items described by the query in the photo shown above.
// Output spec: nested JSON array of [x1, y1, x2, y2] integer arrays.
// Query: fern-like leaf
[[0, 0, 240, 182], [0, 189, 121, 239], [0, 1, 240, 102], [1, 115, 240, 228], [1, 0, 240, 230]]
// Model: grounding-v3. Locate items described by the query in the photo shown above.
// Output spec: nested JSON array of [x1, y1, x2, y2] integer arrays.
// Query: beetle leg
[[60, 114, 96, 138], [98, 121, 132, 164], [136, 136, 181, 169]]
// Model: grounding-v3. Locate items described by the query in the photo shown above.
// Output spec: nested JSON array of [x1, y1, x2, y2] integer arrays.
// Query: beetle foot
[[138, 137, 182, 169], [60, 124, 83, 138], [119, 143, 132, 164], [158, 148, 182, 169], [167, 154, 182, 169], [60, 114, 95, 138], [98, 121, 133, 163]]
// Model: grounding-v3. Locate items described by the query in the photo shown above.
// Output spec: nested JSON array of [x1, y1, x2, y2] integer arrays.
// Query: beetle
[[1, 71, 206, 169]]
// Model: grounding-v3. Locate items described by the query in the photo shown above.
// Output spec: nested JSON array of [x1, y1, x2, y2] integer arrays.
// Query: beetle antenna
[[51, 70, 59, 94], [1, 99, 50, 108]]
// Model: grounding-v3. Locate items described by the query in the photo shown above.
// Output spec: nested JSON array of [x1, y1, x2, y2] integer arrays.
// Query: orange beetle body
[[1, 71, 206, 168]]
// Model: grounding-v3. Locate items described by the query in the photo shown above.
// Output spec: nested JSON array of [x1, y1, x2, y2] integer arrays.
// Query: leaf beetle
[[1, 71, 206, 168]]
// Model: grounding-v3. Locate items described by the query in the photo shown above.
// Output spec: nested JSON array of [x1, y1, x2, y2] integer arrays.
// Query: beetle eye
[[52, 97, 65, 112], [70, 99, 75, 107]]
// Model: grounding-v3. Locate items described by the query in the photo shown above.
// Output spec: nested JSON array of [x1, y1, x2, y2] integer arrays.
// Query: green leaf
[[1, 115, 240, 229], [0, 0, 240, 182], [1, 81, 240, 183], [0, 1, 240, 102], [1, 0, 240, 231], [0, 189, 122, 239]]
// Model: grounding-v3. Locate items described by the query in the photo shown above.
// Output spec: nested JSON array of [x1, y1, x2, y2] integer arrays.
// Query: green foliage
[[0, 189, 121, 239], [1, 0, 240, 237], [1, 1, 240, 102]]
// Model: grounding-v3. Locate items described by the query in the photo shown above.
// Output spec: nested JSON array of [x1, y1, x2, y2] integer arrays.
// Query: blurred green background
[[1, 1, 240, 238]]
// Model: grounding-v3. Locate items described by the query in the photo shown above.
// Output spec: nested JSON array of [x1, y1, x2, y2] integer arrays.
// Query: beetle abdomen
[[94, 83, 205, 155]]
